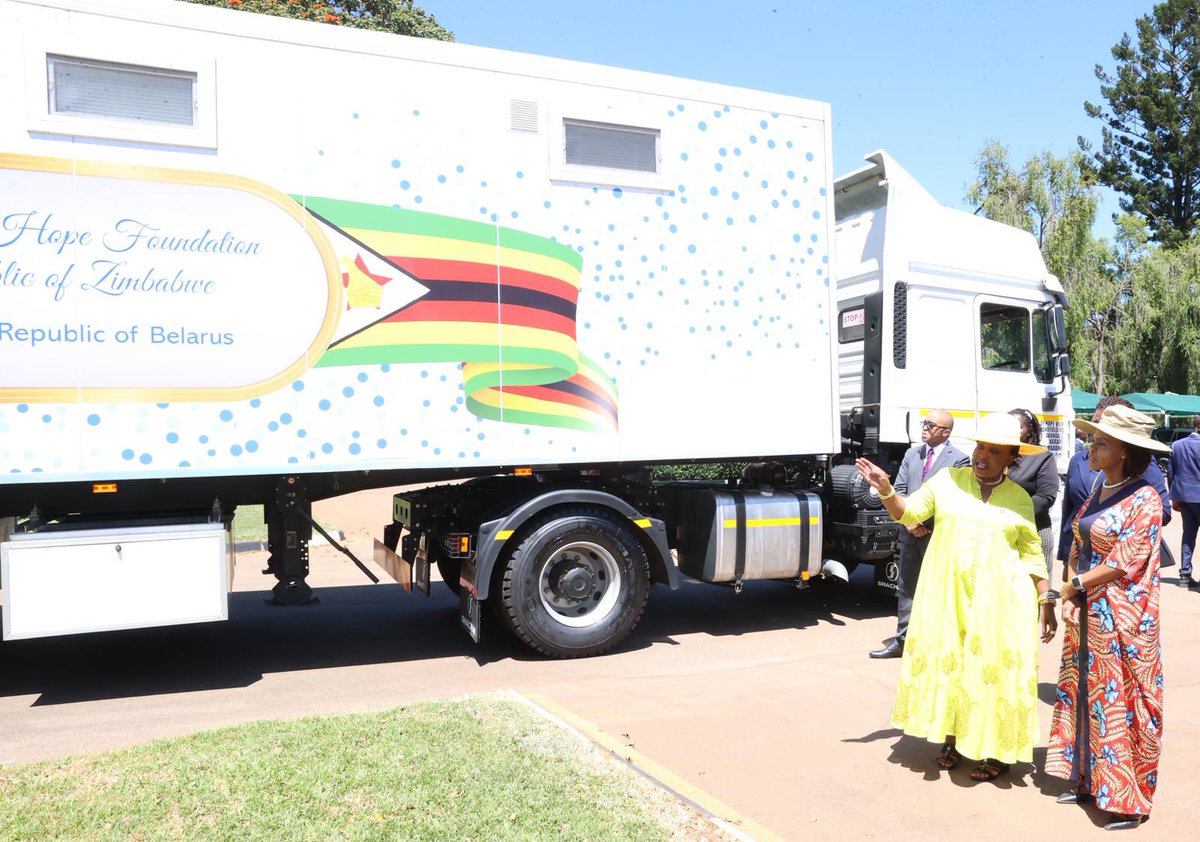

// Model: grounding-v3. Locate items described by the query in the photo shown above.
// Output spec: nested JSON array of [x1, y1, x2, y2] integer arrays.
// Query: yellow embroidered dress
[[892, 466, 1047, 763]]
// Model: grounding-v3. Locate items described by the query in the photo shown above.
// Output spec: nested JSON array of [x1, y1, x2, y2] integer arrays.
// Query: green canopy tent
[[1071, 389, 1101, 415], [1120, 392, 1200, 416], [1119, 393, 1200, 444]]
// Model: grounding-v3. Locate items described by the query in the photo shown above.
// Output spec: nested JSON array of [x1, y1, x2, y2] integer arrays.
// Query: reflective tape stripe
[[495, 529, 514, 540], [721, 517, 817, 528], [633, 518, 652, 528], [922, 408, 1067, 423]]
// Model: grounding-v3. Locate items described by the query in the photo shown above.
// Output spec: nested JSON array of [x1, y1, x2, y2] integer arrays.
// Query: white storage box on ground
[[1, 523, 231, 640]]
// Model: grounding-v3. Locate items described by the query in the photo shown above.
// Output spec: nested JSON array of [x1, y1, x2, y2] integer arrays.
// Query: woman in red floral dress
[[1047, 405, 1168, 831]]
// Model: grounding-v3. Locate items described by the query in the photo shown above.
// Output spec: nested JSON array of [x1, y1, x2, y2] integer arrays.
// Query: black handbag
[[1160, 541, 1177, 569]]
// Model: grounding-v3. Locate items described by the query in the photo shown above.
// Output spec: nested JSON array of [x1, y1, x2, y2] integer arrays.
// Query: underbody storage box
[[675, 489, 822, 582], [1, 522, 231, 640]]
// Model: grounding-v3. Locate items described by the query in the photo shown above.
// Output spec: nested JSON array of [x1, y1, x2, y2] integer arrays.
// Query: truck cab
[[829, 151, 1072, 578]]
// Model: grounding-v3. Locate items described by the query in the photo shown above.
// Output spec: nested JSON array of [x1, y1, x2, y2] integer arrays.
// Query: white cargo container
[[0, 0, 1072, 654]]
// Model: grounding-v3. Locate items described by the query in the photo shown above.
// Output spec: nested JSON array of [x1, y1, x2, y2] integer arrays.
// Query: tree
[[1080, 0, 1200, 247], [1106, 221, 1200, 393], [1075, 216, 1142, 395], [180, 1, 453, 40], [967, 143, 1100, 279]]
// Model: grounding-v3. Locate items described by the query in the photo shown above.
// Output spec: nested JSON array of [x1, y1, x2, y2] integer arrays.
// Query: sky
[[424, 0, 1154, 240]]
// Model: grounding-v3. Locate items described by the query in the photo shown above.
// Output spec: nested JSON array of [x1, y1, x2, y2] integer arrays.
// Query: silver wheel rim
[[537, 540, 621, 628]]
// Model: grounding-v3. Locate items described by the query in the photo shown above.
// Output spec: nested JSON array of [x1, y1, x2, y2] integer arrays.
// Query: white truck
[[0, 0, 1073, 656]]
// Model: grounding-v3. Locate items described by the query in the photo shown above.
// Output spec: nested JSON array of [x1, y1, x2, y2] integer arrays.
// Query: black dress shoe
[[869, 641, 904, 659], [1176, 578, 1194, 588], [1104, 815, 1148, 831], [1056, 790, 1092, 804]]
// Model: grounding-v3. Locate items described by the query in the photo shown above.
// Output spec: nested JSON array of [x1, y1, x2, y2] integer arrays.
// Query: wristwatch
[[1071, 574, 1084, 591]]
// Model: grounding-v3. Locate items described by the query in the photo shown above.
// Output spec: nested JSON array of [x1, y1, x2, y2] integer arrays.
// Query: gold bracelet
[[878, 486, 897, 501]]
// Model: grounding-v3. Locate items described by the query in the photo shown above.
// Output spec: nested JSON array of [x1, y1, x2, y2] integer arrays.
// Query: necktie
[[921, 446, 936, 481]]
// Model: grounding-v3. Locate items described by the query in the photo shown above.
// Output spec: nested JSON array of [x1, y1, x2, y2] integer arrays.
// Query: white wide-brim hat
[[1073, 405, 1170, 453], [961, 412, 1047, 455]]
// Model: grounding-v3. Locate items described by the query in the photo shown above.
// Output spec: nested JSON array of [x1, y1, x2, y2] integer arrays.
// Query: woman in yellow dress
[[856, 413, 1058, 781]]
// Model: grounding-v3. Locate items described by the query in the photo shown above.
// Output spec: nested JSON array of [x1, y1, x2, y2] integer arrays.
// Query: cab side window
[[980, 302, 1029, 372]]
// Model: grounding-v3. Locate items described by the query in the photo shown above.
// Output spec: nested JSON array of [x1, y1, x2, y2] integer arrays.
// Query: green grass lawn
[[231, 504, 268, 544], [0, 695, 718, 841], [231, 505, 338, 546]]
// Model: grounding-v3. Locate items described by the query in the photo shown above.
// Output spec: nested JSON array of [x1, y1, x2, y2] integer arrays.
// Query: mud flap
[[413, 534, 431, 596], [458, 559, 481, 642], [373, 539, 413, 591], [874, 551, 900, 595]]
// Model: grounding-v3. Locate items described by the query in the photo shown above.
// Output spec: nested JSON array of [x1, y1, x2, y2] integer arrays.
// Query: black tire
[[493, 507, 650, 658]]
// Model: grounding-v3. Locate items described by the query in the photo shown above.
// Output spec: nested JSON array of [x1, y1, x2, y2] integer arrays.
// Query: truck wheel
[[494, 507, 649, 658]]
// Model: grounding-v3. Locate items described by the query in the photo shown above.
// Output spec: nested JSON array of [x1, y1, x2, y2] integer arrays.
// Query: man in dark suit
[[1168, 417, 1200, 588], [870, 409, 969, 659], [1057, 396, 1171, 575]]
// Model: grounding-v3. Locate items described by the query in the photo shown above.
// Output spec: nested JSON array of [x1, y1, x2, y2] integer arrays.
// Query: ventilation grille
[[509, 99, 539, 133], [893, 281, 908, 369], [48, 54, 196, 126]]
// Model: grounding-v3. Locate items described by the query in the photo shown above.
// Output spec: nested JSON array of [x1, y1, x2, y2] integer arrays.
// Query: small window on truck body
[[48, 55, 196, 126], [26, 44, 216, 148], [549, 113, 668, 191], [979, 302, 1030, 372], [564, 120, 659, 173]]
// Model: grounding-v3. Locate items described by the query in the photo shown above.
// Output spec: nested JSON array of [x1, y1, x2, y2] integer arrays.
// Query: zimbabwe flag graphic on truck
[[0, 154, 617, 434]]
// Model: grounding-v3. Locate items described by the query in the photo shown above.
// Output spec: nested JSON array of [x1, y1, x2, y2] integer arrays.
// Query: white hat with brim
[[1073, 405, 1171, 453], [960, 412, 1047, 455]]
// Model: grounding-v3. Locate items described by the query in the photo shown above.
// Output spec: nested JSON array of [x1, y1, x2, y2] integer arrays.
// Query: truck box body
[[0, 0, 839, 499], [0, 1, 1073, 652]]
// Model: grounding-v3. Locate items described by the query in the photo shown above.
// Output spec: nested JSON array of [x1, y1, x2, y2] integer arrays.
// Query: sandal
[[969, 758, 1010, 782], [1104, 814, 1148, 831], [935, 742, 961, 770], [1056, 786, 1092, 804]]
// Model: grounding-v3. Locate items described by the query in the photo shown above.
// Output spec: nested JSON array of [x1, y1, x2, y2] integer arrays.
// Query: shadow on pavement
[[883, 733, 1042, 789], [0, 568, 893, 706]]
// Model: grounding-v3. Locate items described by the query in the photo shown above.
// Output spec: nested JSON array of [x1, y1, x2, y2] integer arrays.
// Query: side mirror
[[1054, 355, 1071, 376], [1050, 304, 1068, 353]]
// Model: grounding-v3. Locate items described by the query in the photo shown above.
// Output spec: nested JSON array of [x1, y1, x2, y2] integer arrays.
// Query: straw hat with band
[[1072, 405, 1171, 453], [960, 413, 1047, 455]]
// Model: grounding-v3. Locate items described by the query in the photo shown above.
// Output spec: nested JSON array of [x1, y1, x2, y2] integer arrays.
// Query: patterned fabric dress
[[1046, 482, 1164, 816], [892, 467, 1046, 764]]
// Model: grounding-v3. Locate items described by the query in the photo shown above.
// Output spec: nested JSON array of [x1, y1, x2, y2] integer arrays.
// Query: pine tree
[[1081, 0, 1200, 247]]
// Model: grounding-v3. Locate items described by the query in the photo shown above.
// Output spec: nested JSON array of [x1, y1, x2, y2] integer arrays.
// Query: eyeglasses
[[921, 420, 949, 431]]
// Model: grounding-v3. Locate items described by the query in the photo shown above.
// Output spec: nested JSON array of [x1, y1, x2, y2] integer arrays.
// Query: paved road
[[2, 487, 1197, 840]]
